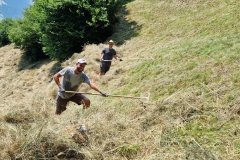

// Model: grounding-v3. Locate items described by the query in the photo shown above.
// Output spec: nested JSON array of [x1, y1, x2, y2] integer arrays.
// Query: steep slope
[[0, 0, 240, 159]]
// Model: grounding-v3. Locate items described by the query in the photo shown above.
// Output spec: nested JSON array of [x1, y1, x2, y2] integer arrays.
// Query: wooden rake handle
[[65, 91, 150, 102], [102, 58, 154, 62]]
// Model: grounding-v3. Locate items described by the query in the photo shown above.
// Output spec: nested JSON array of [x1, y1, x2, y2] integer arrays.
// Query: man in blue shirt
[[53, 58, 107, 115], [100, 40, 122, 76]]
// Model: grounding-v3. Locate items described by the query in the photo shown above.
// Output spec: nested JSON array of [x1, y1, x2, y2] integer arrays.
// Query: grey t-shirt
[[58, 67, 90, 99]]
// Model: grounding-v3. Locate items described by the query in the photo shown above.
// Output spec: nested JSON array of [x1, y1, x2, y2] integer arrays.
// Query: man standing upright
[[99, 40, 122, 76]]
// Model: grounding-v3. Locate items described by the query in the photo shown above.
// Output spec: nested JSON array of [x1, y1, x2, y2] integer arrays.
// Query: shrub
[[0, 18, 14, 47]]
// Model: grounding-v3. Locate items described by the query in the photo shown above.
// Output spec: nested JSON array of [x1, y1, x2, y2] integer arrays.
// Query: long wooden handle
[[65, 91, 150, 102], [102, 58, 154, 62]]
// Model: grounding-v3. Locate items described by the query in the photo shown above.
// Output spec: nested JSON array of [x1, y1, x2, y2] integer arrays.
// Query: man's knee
[[55, 106, 66, 115], [55, 110, 62, 115], [82, 98, 90, 108]]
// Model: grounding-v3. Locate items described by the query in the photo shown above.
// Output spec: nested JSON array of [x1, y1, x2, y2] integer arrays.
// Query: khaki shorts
[[56, 93, 87, 114]]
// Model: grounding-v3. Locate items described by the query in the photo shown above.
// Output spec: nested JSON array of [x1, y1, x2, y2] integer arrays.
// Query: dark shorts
[[56, 93, 87, 114], [100, 61, 111, 73]]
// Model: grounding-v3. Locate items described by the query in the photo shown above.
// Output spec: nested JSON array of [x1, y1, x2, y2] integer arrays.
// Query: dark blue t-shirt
[[102, 48, 116, 60]]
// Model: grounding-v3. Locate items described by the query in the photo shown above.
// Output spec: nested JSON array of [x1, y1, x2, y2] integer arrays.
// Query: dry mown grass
[[0, 0, 240, 159]]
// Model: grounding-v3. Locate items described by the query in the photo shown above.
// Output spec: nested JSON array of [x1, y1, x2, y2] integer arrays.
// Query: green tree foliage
[[40, 0, 123, 61], [8, 0, 125, 61], [8, 5, 48, 61], [0, 18, 14, 47]]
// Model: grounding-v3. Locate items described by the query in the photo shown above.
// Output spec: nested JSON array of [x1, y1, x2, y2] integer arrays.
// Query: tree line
[[0, 0, 129, 61]]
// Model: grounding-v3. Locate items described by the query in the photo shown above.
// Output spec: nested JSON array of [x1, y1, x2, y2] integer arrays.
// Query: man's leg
[[56, 95, 68, 115], [100, 62, 106, 77], [70, 93, 90, 109], [100, 72, 105, 76]]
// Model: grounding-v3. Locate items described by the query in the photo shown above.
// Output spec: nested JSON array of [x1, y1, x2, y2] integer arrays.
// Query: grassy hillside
[[0, 0, 240, 159]]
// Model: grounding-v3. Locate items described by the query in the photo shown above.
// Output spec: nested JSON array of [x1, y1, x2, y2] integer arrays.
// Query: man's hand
[[100, 58, 104, 62], [100, 91, 108, 97], [58, 86, 65, 93], [117, 57, 123, 61]]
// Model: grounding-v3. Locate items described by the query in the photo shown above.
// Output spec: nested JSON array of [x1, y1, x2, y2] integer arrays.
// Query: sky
[[0, 0, 7, 5], [0, 0, 33, 20]]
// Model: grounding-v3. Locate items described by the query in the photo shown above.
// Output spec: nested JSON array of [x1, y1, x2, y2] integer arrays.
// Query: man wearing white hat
[[53, 58, 107, 115], [99, 40, 122, 76]]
